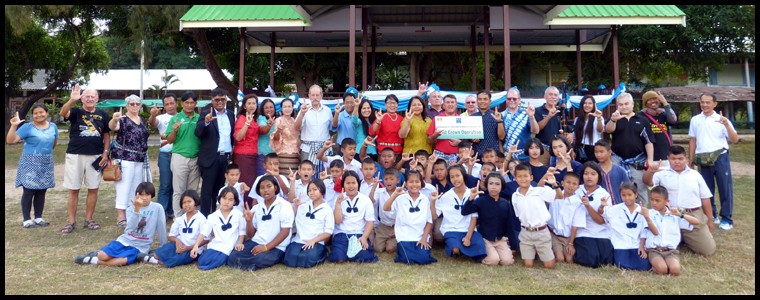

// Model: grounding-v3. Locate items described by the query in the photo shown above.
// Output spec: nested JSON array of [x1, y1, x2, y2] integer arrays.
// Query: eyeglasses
[[466, 101, 476, 104], [506, 98, 520, 101], [127, 103, 141, 107], [212, 98, 226, 102]]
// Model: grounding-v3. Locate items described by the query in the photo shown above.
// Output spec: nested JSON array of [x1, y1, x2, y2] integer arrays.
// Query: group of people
[[8, 81, 739, 275]]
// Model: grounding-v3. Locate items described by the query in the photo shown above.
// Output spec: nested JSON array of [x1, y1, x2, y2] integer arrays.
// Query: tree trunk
[[185, 28, 238, 99], [409, 53, 419, 90], [419, 53, 434, 85]]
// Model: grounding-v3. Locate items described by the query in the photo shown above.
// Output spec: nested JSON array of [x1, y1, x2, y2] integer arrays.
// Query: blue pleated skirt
[[226, 240, 285, 271], [443, 231, 487, 263], [100, 241, 141, 265], [572, 237, 614, 268], [282, 242, 328, 268], [197, 249, 229, 270], [395, 241, 438, 265], [328, 233, 379, 263], [614, 249, 652, 271], [153, 242, 196, 268]]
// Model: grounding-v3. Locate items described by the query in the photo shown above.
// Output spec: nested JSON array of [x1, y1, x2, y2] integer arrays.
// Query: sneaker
[[136, 252, 149, 263], [718, 221, 733, 231], [713, 217, 720, 224]]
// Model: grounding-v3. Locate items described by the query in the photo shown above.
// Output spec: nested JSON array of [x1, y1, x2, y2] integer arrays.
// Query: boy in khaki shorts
[[370, 168, 400, 253], [510, 164, 563, 269], [644, 186, 699, 276], [547, 172, 586, 264]]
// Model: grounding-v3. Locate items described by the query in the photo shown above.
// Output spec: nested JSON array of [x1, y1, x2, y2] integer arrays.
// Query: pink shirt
[[270, 117, 301, 154]]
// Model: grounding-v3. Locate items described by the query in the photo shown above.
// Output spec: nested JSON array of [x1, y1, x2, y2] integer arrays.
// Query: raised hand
[[205, 109, 217, 123], [336, 189, 347, 203], [363, 135, 377, 148], [544, 168, 559, 186], [507, 144, 523, 155], [469, 181, 484, 200], [648, 159, 664, 173], [526, 102, 535, 117], [716, 111, 730, 126], [638, 201, 649, 218], [287, 168, 299, 182], [243, 202, 254, 222], [240, 183, 250, 193], [427, 153, 439, 167], [590, 108, 603, 119], [172, 119, 184, 131], [581, 193, 591, 208], [611, 110, 623, 122], [245, 110, 254, 124], [492, 107, 503, 122], [401, 149, 414, 162], [668, 206, 682, 218], [69, 84, 82, 102], [266, 165, 279, 177], [10, 112, 24, 126], [656, 91, 668, 106], [393, 182, 407, 196], [112, 107, 124, 121], [548, 106, 558, 117], [334, 103, 344, 115], [417, 81, 429, 96], [293, 192, 304, 207], [430, 186, 441, 202], [409, 157, 418, 171], [599, 195, 610, 208], [319, 170, 329, 180], [323, 137, 335, 150], [150, 103, 162, 116], [266, 114, 274, 127]]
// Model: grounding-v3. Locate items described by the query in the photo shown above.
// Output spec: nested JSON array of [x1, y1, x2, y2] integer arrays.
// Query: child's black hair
[[563, 171, 580, 182], [447, 164, 468, 183], [483, 147, 497, 155], [341, 170, 362, 190], [226, 163, 240, 174], [383, 167, 400, 179], [523, 138, 545, 156], [514, 163, 532, 176], [405, 170, 426, 189], [218, 186, 240, 206], [329, 159, 345, 170], [484, 171, 507, 194], [341, 138, 357, 149], [669, 145, 687, 156], [265, 152, 279, 164], [650, 185, 668, 200], [255, 175, 281, 200], [580, 161, 603, 186], [481, 162, 496, 171], [458, 141, 473, 150], [362, 157, 376, 166], [135, 182, 156, 198], [308, 178, 327, 197], [433, 158, 448, 167], [594, 139, 611, 150], [300, 159, 314, 169], [619, 182, 639, 197], [414, 149, 430, 158], [180, 189, 201, 207], [495, 151, 506, 159]]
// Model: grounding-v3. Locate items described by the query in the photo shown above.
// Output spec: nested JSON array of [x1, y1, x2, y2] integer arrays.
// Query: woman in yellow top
[[399, 96, 433, 155]]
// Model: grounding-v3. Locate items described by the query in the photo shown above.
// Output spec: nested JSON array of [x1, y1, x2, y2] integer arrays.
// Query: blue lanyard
[[183, 218, 195, 233], [262, 203, 277, 221], [305, 205, 324, 219], [218, 215, 233, 231]]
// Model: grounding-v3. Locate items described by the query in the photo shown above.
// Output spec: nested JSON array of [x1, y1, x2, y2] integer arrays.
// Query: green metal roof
[[558, 5, 685, 18], [180, 5, 307, 23]]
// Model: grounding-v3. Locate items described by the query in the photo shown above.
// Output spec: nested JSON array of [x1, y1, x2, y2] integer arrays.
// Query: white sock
[[86, 256, 99, 264], [147, 256, 159, 264]]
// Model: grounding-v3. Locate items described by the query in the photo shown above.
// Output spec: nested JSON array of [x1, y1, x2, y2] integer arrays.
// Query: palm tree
[[159, 69, 180, 97]]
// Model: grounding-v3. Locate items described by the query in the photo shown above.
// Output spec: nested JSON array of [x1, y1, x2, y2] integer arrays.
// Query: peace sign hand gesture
[[172, 119, 185, 131], [150, 103, 162, 116], [469, 181, 484, 200], [112, 107, 124, 121], [10, 112, 24, 126], [243, 202, 255, 222]]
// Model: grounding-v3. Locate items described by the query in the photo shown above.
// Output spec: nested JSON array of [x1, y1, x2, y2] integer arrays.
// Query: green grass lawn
[[4, 143, 756, 294]]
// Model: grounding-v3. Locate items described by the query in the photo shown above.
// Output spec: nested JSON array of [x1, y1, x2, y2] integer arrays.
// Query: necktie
[[182, 218, 195, 234]]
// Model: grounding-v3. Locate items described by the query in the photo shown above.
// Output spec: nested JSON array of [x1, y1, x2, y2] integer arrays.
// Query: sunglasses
[[127, 103, 141, 107], [506, 98, 520, 101]]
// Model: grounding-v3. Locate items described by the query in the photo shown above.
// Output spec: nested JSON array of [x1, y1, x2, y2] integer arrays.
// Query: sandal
[[83, 220, 101, 230], [61, 222, 76, 233], [23, 220, 36, 229], [116, 220, 127, 228], [34, 218, 50, 227]]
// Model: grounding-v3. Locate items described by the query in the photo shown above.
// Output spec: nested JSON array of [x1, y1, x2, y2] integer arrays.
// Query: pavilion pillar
[[471, 25, 477, 91], [612, 25, 619, 89], [746, 58, 754, 127], [502, 5, 510, 111], [349, 5, 356, 90], [240, 27, 246, 94], [576, 29, 582, 92], [270, 32, 275, 91], [362, 7, 368, 91], [484, 6, 490, 92], [371, 25, 377, 90]]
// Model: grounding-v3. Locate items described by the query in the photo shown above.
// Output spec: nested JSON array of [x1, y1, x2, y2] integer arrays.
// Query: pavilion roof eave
[[545, 16, 686, 27], [246, 44, 605, 54]]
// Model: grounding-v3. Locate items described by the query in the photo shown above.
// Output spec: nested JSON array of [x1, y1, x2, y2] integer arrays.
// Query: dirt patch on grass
[[731, 161, 755, 177]]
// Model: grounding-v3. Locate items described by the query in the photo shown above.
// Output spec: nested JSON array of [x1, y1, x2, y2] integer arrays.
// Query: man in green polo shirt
[[165, 92, 201, 218]]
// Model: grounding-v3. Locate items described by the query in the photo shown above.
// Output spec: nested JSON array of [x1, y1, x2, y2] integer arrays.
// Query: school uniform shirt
[[334, 193, 375, 236], [547, 195, 587, 238], [290, 179, 312, 204], [323, 155, 364, 180], [359, 179, 382, 227], [463, 163, 483, 179], [373, 188, 397, 227], [511, 186, 557, 228], [688, 111, 735, 155], [644, 209, 693, 250], [460, 194, 518, 243], [651, 166, 713, 209], [293, 201, 335, 245], [116, 202, 168, 254], [322, 177, 341, 210], [201, 208, 246, 255], [248, 174, 291, 203], [419, 184, 436, 205], [251, 197, 294, 252], [574, 186, 612, 239], [436, 189, 478, 236], [218, 182, 246, 213], [168, 210, 209, 254], [392, 194, 433, 243], [602, 203, 648, 250]]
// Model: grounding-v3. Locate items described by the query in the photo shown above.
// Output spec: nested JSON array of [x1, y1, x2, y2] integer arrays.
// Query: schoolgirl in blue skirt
[[599, 182, 655, 271], [329, 171, 379, 263], [433, 165, 487, 262], [572, 162, 615, 268], [283, 179, 335, 268], [190, 187, 246, 270], [153, 190, 209, 267], [384, 170, 437, 265], [227, 175, 294, 271]]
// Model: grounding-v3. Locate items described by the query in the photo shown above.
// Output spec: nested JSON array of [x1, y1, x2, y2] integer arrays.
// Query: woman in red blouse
[[232, 94, 259, 207], [370, 94, 404, 155]]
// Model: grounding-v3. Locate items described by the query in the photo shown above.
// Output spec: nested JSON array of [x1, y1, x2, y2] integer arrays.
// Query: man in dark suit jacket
[[195, 88, 236, 216]]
